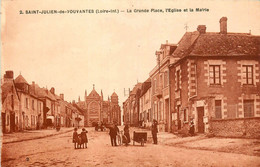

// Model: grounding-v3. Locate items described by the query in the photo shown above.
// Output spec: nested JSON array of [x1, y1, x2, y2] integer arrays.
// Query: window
[[152, 79, 156, 94], [164, 71, 168, 88], [25, 98, 29, 109], [153, 79, 157, 93], [160, 74, 163, 88], [39, 102, 42, 112], [242, 65, 253, 85], [11, 95, 14, 110], [7, 114, 9, 126], [184, 109, 187, 122], [176, 70, 180, 90], [244, 100, 254, 118], [32, 100, 34, 110], [209, 65, 221, 84], [215, 100, 222, 119]]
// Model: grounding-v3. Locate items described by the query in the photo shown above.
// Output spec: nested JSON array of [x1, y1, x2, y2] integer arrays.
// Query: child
[[73, 128, 79, 149], [78, 134, 82, 148], [80, 128, 88, 148]]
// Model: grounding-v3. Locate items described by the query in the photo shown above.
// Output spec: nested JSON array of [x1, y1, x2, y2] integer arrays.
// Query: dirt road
[[2, 127, 260, 167]]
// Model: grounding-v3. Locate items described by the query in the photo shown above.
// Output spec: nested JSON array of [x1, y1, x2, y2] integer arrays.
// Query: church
[[76, 85, 121, 127]]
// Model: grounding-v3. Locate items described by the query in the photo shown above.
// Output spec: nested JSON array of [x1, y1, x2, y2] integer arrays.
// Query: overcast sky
[[1, 0, 260, 105]]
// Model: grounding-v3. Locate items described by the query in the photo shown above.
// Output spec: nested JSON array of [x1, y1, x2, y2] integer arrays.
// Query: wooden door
[[197, 107, 205, 133]]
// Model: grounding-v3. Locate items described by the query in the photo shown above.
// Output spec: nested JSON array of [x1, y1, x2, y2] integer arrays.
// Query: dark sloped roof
[[14, 74, 28, 84], [190, 33, 260, 56], [172, 32, 200, 58], [72, 103, 85, 115], [130, 83, 142, 95], [1, 81, 18, 103], [172, 31, 260, 58], [140, 79, 151, 97], [34, 84, 56, 101]]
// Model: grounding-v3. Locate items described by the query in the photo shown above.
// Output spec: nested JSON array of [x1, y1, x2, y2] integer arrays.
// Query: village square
[[1, 16, 260, 166], [1, 0, 260, 166]]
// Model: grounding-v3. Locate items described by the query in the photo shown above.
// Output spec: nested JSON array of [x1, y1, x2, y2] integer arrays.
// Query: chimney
[[3, 71, 14, 83], [50, 87, 55, 94], [197, 25, 206, 34], [32, 81, 35, 94], [60, 94, 64, 100], [219, 17, 227, 34], [5, 71, 14, 79]]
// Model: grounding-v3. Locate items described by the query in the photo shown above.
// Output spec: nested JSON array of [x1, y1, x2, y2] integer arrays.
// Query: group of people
[[71, 120, 158, 149], [73, 128, 88, 149], [109, 123, 131, 146]]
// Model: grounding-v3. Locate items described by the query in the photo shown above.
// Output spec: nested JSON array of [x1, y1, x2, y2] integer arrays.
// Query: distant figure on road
[[109, 123, 119, 146], [123, 124, 131, 145], [80, 128, 88, 148], [73, 128, 79, 149], [151, 119, 158, 144], [189, 119, 195, 136]]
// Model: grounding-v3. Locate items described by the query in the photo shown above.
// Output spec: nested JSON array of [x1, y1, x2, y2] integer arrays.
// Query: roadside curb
[[2, 129, 74, 144]]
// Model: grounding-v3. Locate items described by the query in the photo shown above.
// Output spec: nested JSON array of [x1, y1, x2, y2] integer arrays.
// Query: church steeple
[[78, 96, 80, 102]]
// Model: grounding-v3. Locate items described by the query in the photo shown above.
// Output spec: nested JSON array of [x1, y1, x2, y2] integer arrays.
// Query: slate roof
[[140, 78, 151, 97], [192, 33, 260, 56], [1, 81, 19, 103], [34, 84, 56, 101], [172, 32, 260, 58], [72, 103, 85, 115], [14, 74, 28, 84], [130, 83, 142, 95]]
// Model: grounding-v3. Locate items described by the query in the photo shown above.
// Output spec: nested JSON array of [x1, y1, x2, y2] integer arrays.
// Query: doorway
[[10, 112, 15, 132], [2, 113, 6, 133], [197, 107, 205, 133]]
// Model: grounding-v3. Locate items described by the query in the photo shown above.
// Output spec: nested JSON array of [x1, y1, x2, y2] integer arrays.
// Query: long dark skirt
[[124, 132, 130, 143]]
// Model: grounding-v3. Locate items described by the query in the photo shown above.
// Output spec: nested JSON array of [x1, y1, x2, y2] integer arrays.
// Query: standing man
[[151, 119, 158, 144], [109, 123, 119, 146]]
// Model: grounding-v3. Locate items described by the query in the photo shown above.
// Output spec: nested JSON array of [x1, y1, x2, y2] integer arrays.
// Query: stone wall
[[210, 117, 260, 138]]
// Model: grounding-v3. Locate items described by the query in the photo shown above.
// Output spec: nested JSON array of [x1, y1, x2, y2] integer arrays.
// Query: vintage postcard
[[1, 0, 260, 166]]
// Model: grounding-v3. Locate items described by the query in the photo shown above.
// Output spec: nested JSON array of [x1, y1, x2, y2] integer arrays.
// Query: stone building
[[77, 85, 121, 126], [149, 42, 177, 132], [169, 17, 260, 138], [123, 83, 142, 126], [139, 78, 152, 128], [14, 74, 44, 130], [1, 71, 20, 133]]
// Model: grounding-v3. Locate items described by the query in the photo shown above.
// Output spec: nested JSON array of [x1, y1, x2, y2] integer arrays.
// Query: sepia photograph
[[1, 0, 260, 166]]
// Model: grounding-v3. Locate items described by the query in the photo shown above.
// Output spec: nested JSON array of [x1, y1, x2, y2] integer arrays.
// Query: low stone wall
[[210, 117, 260, 138]]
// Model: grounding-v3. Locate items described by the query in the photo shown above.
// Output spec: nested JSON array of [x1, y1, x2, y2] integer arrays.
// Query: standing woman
[[189, 118, 195, 136], [123, 124, 131, 145]]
